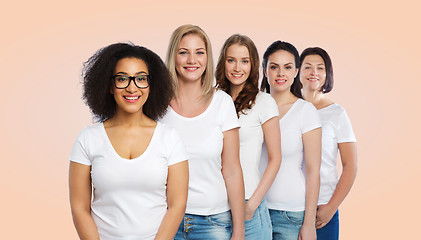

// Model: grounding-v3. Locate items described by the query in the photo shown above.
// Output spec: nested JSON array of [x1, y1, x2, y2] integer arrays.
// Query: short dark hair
[[216, 34, 259, 116], [299, 47, 334, 93], [82, 42, 173, 122], [260, 40, 302, 98]]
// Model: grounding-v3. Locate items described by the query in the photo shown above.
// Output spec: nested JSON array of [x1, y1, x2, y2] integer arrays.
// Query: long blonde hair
[[166, 24, 214, 101]]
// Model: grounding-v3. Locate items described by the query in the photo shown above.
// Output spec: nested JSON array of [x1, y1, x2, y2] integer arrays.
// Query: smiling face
[[111, 57, 150, 115], [175, 34, 207, 83], [224, 44, 251, 89], [300, 54, 326, 92], [265, 50, 298, 93]]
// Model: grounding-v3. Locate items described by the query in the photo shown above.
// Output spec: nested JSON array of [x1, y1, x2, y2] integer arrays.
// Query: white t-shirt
[[318, 103, 356, 205], [261, 98, 321, 211], [160, 90, 240, 215], [69, 122, 187, 240], [239, 92, 279, 199]]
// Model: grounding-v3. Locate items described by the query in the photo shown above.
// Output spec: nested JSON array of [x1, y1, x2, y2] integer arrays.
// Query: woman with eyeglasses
[[161, 25, 245, 239], [69, 43, 188, 240], [299, 47, 357, 240], [216, 34, 281, 239], [260, 41, 321, 240]]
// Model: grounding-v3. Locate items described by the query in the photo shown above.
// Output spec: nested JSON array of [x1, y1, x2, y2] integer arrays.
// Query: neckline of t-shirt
[[99, 121, 160, 162], [169, 90, 218, 121], [280, 98, 301, 121], [317, 103, 337, 112]]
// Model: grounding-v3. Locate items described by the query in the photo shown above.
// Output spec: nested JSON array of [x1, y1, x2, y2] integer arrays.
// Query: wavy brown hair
[[216, 34, 259, 116]]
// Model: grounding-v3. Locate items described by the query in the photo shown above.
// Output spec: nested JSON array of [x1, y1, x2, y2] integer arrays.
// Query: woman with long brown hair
[[216, 34, 281, 240]]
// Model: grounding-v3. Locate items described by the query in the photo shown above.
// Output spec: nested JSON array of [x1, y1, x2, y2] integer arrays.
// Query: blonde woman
[[161, 25, 245, 239], [216, 34, 281, 239]]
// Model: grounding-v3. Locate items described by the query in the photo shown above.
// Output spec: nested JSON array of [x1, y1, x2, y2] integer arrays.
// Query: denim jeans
[[316, 210, 339, 240], [174, 211, 232, 240], [269, 209, 305, 240], [245, 199, 272, 240]]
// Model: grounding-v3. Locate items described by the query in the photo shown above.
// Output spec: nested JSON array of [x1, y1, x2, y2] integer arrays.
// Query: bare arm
[[155, 161, 189, 240], [299, 128, 321, 240], [69, 162, 100, 240], [222, 128, 245, 240], [246, 117, 281, 220], [316, 142, 357, 229]]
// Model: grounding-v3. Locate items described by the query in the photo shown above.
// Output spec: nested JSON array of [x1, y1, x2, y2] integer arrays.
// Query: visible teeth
[[125, 96, 140, 100], [186, 67, 197, 70], [233, 74, 242, 77]]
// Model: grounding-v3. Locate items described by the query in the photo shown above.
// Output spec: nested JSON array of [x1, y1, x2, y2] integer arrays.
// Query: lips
[[275, 79, 287, 84], [184, 67, 199, 72], [308, 78, 319, 82], [231, 73, 244, 78], [123, 95, 140, 103]]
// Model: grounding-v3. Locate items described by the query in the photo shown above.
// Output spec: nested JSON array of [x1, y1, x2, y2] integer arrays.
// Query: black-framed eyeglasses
[[112, 74, 150, 89]]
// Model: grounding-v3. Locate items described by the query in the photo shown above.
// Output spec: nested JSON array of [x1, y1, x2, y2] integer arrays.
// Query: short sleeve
[[337, 110, 357, 143], [69, 128, 92, 165], [219, 91, 240, 132], [166, 127, 189, 166], [258, 93, 279, 124], [301, 101, 322, 133]]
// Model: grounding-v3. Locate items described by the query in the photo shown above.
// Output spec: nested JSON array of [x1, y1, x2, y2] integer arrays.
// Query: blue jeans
[[269, 209, 305, 240], [245, 199, 272, 240], [174, 211, 232, 240], [316, 210, 339, 240]]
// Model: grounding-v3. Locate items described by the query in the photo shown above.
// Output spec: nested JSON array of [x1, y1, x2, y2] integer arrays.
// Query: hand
[[316, 204, 336, 229], [298, 224, 316, 240], [244, 201, 257, 221]]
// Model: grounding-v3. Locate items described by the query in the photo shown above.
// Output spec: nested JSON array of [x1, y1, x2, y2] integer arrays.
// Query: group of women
[[69, 24, 357, 240]]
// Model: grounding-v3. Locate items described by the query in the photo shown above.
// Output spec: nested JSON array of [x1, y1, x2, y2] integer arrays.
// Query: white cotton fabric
[[160, 90, 240, 215], [239, 92, 279, 199], [69, 122, 187, 240], [317, 103, 356, 205], [261, 99, 321, 211]]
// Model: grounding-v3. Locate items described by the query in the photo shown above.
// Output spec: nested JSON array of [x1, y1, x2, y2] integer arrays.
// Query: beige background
[[1, 0, 420, 239]]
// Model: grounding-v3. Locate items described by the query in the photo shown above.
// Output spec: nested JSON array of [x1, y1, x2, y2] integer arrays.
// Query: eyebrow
[[178, 47, 206, 51], [304, 62, 325, 66], [226, 56, 250, 59], [115, 71, 148, 75]]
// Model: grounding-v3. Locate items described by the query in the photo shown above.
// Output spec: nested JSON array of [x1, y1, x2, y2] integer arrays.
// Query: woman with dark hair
[[216, 34, 281, 239], [69, 43, 188, 240], [299, 47, 357, 240], [162, 25, 245, 240], [260, 41, 321, 240]]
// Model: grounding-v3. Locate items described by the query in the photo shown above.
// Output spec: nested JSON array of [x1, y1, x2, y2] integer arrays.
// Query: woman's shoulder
[[214, 89, 232, 101], [77, 123, 103, 138], [319, 103, 346, 115], [296, 98, 317, 111], [256, 91, 271, 101]]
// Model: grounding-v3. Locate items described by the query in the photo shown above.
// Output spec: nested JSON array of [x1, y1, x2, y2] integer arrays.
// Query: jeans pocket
[[245, 209, 260, 227], [284, 211, 305, 225], [208, 211, 233, 228]]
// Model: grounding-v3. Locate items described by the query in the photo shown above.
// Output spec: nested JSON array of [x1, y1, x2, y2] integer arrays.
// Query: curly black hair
[[82, 43, 173, 122]]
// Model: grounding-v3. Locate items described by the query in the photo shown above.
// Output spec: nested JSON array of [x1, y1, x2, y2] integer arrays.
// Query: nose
[[311, 68, 318, 75], [187, 53, 196, 64], [126, 79, 138, 93], [277, 68, 284, 76], [234, 61, 240, 71]]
